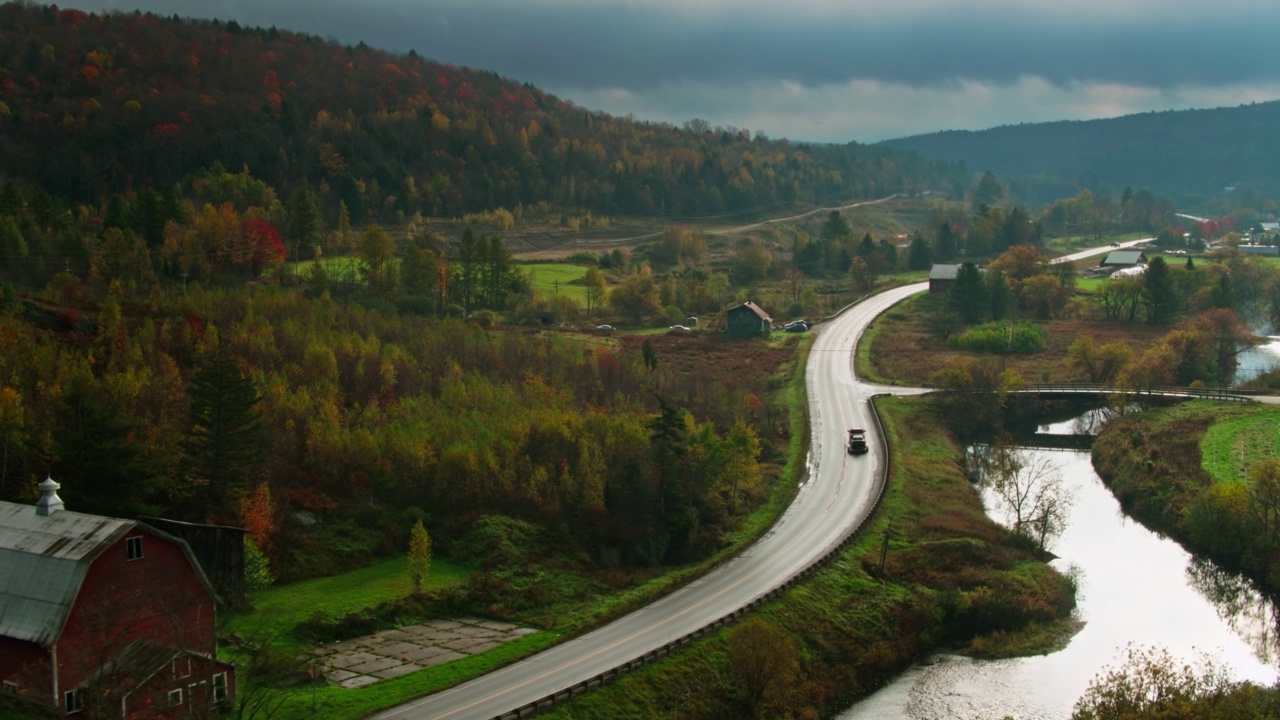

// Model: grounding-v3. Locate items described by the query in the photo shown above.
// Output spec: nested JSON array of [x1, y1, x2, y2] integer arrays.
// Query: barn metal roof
[[1103, 250, 1146, 266], [929, 263, 962, 280], [0, 500, 134, 646], [728, 300, 772, 322]]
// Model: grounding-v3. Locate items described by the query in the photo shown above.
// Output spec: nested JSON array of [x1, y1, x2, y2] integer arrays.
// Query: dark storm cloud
[[65, 0, 1280, 90], [65, 0, 1280, 141]]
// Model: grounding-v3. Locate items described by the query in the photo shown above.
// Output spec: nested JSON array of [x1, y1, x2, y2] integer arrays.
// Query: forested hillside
[[0, 3, 962, 222], [880, 101, 1280, 207]]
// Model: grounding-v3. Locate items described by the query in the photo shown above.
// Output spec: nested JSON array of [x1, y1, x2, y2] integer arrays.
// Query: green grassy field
[[523, 262, 593, 304], [223, 555, 472, 650], [1201, 408, 1280, 484], [291, 256, 368, 281]]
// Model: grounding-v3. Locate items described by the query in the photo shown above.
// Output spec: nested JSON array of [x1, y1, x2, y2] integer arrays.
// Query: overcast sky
[[70, 0, 1280, 143]]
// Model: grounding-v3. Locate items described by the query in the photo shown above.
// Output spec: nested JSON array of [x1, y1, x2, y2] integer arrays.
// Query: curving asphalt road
[[373, 283, 926, 720], [372, 241, 1128, 720]]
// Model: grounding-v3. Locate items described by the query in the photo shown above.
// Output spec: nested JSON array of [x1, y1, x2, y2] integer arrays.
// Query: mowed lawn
[[223, 555, 470, 641], [523, 263, 593, 304], [1201, 408, 1280, 485]]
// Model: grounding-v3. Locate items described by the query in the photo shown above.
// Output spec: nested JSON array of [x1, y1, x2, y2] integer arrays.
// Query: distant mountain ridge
[[879, 100, 1280, 205]]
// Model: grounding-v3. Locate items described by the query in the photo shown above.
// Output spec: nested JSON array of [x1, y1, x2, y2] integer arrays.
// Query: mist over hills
[[880, 100, 1280, 208]]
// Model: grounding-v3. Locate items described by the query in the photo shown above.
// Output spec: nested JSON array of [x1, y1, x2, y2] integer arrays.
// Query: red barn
[[0, 479, 235, 718]]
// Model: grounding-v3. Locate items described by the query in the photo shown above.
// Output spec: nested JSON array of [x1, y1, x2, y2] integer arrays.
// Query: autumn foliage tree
[[727, 618, 800, 718], [408, 519, 432, 593], [242, 217, 286, 274]]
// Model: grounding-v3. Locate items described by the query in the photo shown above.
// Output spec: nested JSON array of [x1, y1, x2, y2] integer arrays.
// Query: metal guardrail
[[493, 396, 895, 720], [1008, 383, 1256, 403]]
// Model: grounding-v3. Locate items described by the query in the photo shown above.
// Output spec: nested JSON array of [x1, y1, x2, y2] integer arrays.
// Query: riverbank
[[542, 396, 1076, 719], [1093, 400, 1280, 595]]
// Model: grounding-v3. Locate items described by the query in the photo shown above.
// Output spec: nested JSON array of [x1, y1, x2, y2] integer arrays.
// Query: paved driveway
[[312, 618, 537, 689]]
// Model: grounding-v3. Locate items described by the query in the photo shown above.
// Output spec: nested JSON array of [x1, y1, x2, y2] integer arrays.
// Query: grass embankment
[[1092, 401, 1280, 592], [543, 397, 1076, 719], [218, 335, 815, 720], [1201, 409, 1280, 485], [857, 293, 1166, 386]]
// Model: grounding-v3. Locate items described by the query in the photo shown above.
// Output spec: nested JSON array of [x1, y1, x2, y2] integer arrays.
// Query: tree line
[[0, 277, 784, 580]]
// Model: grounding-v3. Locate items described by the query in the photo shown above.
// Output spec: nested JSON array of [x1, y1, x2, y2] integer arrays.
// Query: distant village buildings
[[0, 479, 235, 718]]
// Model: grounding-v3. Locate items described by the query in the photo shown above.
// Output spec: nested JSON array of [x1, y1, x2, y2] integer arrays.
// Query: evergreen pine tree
[[988, 269, 1012, 320], [182, 356, 266, 521], [907, 231, 932, 270], [936, 222, 958, 261], [287, 187, 323, 250], [948, 261, 987, 324], [53, 376, 161, 517], [1143, 256, 1177, 324]]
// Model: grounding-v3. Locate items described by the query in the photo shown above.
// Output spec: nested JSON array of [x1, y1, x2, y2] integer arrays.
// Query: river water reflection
[[839, 414, 1279, 720]]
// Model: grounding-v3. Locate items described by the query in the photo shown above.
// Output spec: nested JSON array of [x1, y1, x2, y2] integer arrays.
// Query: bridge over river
[[1009, 383, 1257, 403]]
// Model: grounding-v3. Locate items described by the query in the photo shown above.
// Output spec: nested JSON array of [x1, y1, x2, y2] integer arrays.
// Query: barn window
[[173, 656, 191, 679], [168, 688, 183, 707], [126, 535, 143, 560], [212, 672, 228, 702], [64, 688, 83, 713]]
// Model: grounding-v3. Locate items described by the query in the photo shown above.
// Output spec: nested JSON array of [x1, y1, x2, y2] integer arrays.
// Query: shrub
[[950, 322, 1046, 354]]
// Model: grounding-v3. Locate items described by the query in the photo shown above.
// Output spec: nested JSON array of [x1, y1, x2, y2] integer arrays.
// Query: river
[[1238, 336, 1280, 384], [839, 412, 1280, 720]]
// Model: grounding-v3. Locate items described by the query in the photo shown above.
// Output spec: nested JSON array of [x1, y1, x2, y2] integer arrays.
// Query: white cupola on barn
[[35, 476, 64, 517]]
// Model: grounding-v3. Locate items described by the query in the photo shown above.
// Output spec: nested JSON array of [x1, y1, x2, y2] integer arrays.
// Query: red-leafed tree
[[239, 482, 276, 551], [242, 218, 285, 273]]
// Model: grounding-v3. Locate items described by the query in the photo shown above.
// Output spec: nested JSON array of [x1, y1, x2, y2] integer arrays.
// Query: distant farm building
[[1101, 250, 1147, 269], [726, 301, 772, 337], [928, 264, 962, 293], [0, 479, 235, 718], [1239, 245, 1280, 256], [1110, 265, 1148, 280]]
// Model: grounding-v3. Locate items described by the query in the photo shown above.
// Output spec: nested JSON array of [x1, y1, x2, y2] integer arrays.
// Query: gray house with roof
[[726, 301, 772, 337]]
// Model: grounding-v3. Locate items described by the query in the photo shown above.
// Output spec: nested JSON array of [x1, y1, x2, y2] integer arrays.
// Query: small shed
[[928, 264, 962, 293], [726, 301, 772, 337], [1101, 250, 1147, 268]]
